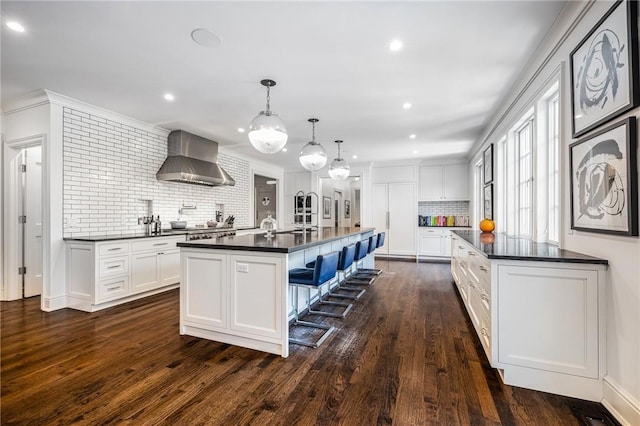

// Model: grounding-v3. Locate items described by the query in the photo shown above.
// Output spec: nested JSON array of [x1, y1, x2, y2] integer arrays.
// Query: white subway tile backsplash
[[418, 201, 470, 216], [63, 107, 250, 237]]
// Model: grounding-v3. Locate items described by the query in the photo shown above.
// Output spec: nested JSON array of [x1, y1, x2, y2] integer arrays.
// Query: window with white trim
[[476, 77, 559, 243], [547, 93, 560, 243], [516, 119, 534, 238]]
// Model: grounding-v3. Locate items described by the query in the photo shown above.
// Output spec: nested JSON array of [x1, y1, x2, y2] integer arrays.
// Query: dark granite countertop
[[177, 227, 375, 253], [452, 230, 608, 265], [64, 227, 257, 242]]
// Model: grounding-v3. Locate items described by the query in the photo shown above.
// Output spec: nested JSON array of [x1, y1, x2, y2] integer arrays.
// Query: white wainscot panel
[[497, 265, 598, 378], [229, 254, 283, 339], [181, 252, 227, 329]]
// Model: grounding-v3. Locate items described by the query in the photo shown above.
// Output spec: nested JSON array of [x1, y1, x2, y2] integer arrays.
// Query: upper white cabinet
[[419, 164, 468, 201]]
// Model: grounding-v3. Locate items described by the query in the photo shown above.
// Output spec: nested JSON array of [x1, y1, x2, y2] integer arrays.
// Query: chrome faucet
[[295, 190, 319, 232]]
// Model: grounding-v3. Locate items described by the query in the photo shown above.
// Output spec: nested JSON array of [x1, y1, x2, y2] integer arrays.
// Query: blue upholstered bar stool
[[345, 239, 375, 285], [307, 243, 365, 300], [357, 232, 385, 275], [289, 251, 342, 348]]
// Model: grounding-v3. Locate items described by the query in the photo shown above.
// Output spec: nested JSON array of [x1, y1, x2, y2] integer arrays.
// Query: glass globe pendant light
[[328, 140, 350, 180], [299, 118, 327, 171], [248, 79, 288, 154]]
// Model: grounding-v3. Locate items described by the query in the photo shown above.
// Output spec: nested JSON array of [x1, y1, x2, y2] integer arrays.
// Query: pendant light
[[328, 140, 350, 180], [299, 118, 327, 171], [248, 79, 288, 154]]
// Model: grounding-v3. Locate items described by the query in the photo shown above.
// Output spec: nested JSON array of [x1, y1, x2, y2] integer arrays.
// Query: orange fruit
[[479, 218, 495, 232]]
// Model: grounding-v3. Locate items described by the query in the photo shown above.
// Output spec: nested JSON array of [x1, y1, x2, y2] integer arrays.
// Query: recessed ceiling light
[[409, 134, 416, 139], [412, 150, 419, 155], [7, 21, 25, 32], [237, 128, 245, 133], [402, 102, 412, 110], [191, 28, 223, 48], [355, 177, 360, 181], [282, 148, 288, 152], [352, 154, 358, 159], [389, 39, 403, 52], [164, 93, 175, 101]]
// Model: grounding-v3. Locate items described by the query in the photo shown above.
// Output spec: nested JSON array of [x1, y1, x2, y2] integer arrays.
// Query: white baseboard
[[42, 295, 67, 311], [602, 376, 640, 426]]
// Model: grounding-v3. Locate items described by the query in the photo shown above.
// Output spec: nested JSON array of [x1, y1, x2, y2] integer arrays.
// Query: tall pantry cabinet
[[372, 166, 417, 257]]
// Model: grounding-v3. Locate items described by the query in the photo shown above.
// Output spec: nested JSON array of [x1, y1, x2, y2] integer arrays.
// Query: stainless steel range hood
[[156, 130, 235, 186]]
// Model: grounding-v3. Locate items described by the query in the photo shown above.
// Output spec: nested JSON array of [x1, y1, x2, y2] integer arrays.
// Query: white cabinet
[[131, 244, 181, 293], [66, 235, 184, 312], [450, 232, 607, 401], [180, 249, 287, 356], [373, 182, 416, 256], [417, 228, 458, 258], [131, 251, 160, 293], [160, 250, 181, 286], [419, 164, 468, 201]]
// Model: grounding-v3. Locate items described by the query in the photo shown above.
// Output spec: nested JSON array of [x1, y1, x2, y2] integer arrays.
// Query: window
[[476, 78, 559, 243], [547, 94, 560, 243], [516, 119, 534, 238]]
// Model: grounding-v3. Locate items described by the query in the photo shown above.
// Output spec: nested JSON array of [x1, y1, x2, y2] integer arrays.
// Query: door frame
[[250, 165, 283, 229], [3, 134, 46, 301]]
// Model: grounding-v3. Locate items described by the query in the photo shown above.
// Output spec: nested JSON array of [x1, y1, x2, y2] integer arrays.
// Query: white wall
[[469, 1, 640, 423]]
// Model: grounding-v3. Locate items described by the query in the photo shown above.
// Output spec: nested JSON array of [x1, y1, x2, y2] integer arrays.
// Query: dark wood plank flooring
[[1, 261, 616, 425]]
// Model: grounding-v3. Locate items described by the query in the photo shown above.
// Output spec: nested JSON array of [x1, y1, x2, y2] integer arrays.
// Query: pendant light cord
[[312, 120, 316, 143], [337, 141, 342, 160], [265, 85, 271, 112]]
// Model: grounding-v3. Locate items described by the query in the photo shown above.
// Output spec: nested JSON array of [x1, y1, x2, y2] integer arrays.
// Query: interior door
[[23, 146, 43, 298]]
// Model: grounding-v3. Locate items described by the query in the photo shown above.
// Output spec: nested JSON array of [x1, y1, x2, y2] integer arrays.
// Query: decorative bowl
[[207, 221, 218, 228], [170, 221, 187, 229]]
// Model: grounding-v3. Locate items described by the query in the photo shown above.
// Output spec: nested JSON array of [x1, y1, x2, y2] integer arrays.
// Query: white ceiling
[[1, 1, 567, 171]]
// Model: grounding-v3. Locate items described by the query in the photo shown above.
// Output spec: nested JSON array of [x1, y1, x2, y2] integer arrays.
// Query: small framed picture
[[483, 183, 493, 220], [570, 0, 639, 137], [344, 200, 350, 218], [483, 144, 493, 184], [323, 196, 331, 219], [569, 117, 638, 236]]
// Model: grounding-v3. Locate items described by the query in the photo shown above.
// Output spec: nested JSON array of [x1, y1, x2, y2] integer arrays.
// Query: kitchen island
[[177, 227, 375, 357], [450, 230, 608, 401]]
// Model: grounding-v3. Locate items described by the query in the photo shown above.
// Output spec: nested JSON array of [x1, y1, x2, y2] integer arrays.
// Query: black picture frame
[[570, 0, 639, 138], [483, 183, 493, 220], [569, 117, 638, 236], [483, 144, 493, 184], [323, 196, 331, 219], [344, 200, 350, 218]]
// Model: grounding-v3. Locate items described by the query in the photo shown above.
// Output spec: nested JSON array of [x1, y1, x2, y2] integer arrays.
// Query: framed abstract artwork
[[570, 0, 639, 138], [569, 117, 638, 236], [344, 200, 350, 218], [483, 144, 493, 184], [483, 183, 493, 220]]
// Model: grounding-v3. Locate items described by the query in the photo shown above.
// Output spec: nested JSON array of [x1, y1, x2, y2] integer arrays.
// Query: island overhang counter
[[177, 227, 375, 357]]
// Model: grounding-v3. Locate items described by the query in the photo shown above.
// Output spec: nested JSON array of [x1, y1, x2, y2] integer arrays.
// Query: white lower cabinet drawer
[[98, 241, 129, 257], [131, 237, 183, 253], [98, 276, 129, 302], [98, 255, 129, 278], [479, 308, 492, 362]]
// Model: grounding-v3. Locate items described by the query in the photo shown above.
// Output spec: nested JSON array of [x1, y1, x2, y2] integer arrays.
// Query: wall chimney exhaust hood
[[156, 130, 235, 186]]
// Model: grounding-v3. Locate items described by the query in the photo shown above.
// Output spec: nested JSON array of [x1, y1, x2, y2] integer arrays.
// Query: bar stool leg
[[289, 285, 334, 348]]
